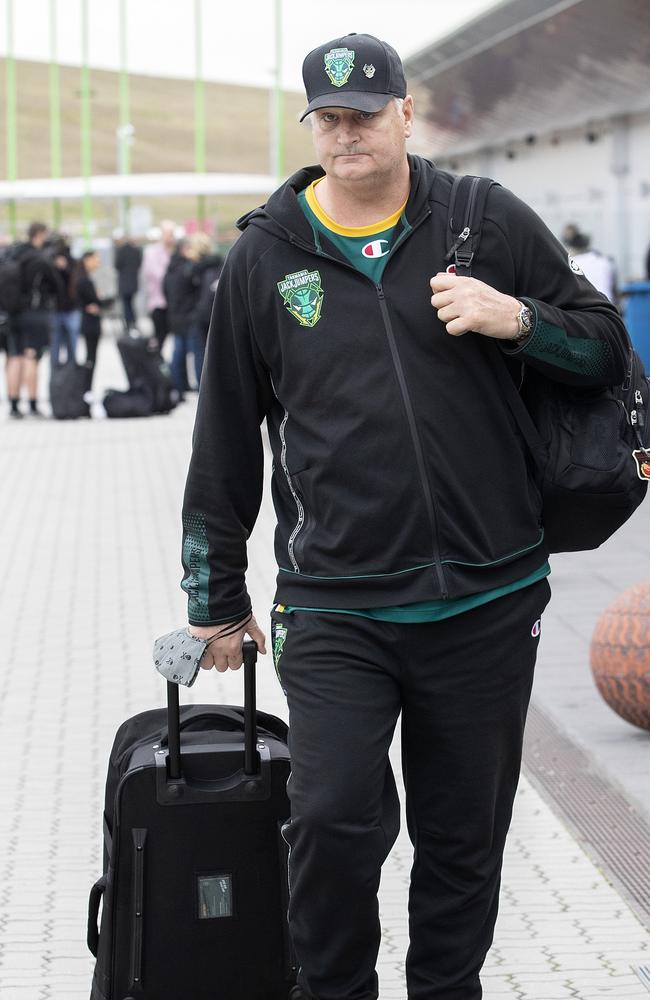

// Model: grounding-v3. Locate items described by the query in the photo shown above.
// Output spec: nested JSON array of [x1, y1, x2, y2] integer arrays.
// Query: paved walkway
[[0, 336, 649, 999]]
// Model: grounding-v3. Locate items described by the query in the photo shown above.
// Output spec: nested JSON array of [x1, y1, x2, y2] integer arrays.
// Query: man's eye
[[359, 112, 375, 121]]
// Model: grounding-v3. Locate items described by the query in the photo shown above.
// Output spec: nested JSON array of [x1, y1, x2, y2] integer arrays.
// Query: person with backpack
[[178, 33, 629, 1000], [6, 221, 62, 419]]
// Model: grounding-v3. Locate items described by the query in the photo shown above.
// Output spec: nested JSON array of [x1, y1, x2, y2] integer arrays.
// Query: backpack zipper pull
[[444, 227, 471, 262]]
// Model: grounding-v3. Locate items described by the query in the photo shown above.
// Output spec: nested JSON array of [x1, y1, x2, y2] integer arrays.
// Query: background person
[[48, 233, 80, 366], [179, 32, 629, 1000], [74, 251, 113, 373], [142, 220, 176, 350], [563, 225, 618, 303], [113, 234, 143, 332], [163, 237, 198, 400], [187, 232, 223, 386], [7, 221, 62, 419]]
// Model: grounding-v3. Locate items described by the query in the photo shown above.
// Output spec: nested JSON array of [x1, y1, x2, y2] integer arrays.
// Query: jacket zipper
[[376, 283, 447, 598], [270, 376, 304, 573], [288, 210, 448, 596]]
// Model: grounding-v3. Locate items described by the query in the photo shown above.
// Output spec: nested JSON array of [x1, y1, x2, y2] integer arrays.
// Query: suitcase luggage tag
[[153, 627, 212, 687]]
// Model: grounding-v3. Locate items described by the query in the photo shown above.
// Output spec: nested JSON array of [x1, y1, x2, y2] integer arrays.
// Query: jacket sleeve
[[180, 247, 273, 626], [489, 186, 629, 387]]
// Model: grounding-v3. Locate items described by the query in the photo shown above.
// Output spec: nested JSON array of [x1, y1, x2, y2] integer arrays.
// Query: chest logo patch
[[277, 269, 324, 328], [324, 47, 355, 88], [362, 239, 390, 259]]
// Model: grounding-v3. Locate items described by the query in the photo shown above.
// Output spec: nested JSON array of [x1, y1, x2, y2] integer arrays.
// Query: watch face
[[520, 306, 532, 332]]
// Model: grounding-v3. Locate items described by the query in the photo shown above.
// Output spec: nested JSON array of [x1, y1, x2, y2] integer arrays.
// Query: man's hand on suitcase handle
[[188, 614, 267, 673]]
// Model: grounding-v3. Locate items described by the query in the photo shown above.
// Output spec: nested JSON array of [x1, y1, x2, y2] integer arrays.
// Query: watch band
[[513, 301, 533, 343]]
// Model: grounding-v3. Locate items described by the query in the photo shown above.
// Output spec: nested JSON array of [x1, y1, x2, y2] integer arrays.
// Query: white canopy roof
[[0, 172, 277, 201]]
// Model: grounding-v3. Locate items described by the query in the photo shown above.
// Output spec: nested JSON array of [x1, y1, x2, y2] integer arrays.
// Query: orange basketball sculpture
[[590, 582, 650, 731]]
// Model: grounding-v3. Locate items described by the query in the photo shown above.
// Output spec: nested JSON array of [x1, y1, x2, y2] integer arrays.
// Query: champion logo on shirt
[[531, 619, 541, 638], [362, 239, 390, 259]]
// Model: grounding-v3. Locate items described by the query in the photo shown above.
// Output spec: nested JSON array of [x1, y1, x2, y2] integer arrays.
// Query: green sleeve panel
[[520, 310, 612, 379], [181, 511, 212, 623]]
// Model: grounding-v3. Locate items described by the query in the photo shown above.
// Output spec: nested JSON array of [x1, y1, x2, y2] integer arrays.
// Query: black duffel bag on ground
[[116, 334, 177, 414], [50, 361, 92, 419], [103, 380, 154, 418]]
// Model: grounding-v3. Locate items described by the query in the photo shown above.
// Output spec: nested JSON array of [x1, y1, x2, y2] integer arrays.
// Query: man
[[562, 225, 618, 304], [49, 233, 80, 366], [113, 234, 143, 331], [7, 221, 62, 418], [141, 220, 175, 349], [180, 34, 628, 1000]]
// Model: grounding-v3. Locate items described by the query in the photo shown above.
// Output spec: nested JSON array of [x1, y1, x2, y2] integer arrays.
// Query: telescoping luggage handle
[[166, 639, 259, 781]]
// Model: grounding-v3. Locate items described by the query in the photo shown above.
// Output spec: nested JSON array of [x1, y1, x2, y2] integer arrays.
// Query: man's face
[[309, 97, 413, 186]]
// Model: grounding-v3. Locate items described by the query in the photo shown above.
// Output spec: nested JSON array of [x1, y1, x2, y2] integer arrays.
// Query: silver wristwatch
[[513, 301, 533, 343]]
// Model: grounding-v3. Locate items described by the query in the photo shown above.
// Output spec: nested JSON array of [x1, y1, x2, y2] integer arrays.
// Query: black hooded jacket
[[164, 253, 198, 334], [14, 243, 63, 312], [181, 156, 629, 626]]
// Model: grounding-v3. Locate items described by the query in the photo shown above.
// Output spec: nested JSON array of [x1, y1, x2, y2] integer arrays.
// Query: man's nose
[[336, 122, 360, 144]]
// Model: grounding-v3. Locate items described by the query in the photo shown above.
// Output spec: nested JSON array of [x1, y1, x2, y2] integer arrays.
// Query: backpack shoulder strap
[[444, 174, 498, 277], [443, 175, 546, 459]]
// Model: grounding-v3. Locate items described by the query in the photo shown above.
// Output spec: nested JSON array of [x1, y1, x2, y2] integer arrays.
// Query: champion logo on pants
[[531, 618, 541, 638]]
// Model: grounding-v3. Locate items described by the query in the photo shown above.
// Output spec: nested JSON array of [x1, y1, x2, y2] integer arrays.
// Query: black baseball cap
[[300, 33, 407, 122]]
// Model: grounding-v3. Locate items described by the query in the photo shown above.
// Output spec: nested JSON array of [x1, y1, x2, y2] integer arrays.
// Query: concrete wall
[[433, 109, 650, 283]]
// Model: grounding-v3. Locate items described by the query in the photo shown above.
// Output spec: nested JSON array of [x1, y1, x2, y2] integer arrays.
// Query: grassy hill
[[0, 59, 315, 241]]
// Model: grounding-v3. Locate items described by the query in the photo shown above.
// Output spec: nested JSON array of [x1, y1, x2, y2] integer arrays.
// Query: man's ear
[[403, 95, 414, 137]]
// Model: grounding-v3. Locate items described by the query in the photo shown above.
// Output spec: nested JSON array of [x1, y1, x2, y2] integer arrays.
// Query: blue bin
[[622, 281, 650, 371]]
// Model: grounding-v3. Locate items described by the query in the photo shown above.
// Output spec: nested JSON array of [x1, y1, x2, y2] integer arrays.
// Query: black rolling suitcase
[[116, 335, 177, 414], [87, 641, 297, 1000], [50, 361, 92, 419]]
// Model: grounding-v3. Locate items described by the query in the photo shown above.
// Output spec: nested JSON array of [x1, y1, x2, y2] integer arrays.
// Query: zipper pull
[[444, 227, 471, 263], [376, 283, 384, 299], [631, 409, 638, 426], [635, 389, 643, 405]]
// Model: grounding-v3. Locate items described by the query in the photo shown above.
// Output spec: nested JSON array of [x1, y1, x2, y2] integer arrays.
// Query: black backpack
[[446, 174, 650, 553]]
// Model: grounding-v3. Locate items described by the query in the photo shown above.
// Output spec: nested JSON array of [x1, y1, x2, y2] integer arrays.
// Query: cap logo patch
[[277, 268, 324, 328], [324, 47, 355, 88], [363, 63, 376, 78]]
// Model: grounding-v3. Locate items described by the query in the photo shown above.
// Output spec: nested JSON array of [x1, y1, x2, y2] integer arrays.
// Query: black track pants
[[273, 578, 551, 1000]]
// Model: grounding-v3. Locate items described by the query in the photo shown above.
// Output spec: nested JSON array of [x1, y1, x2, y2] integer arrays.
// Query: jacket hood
[[237, 155, 439, 246]]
